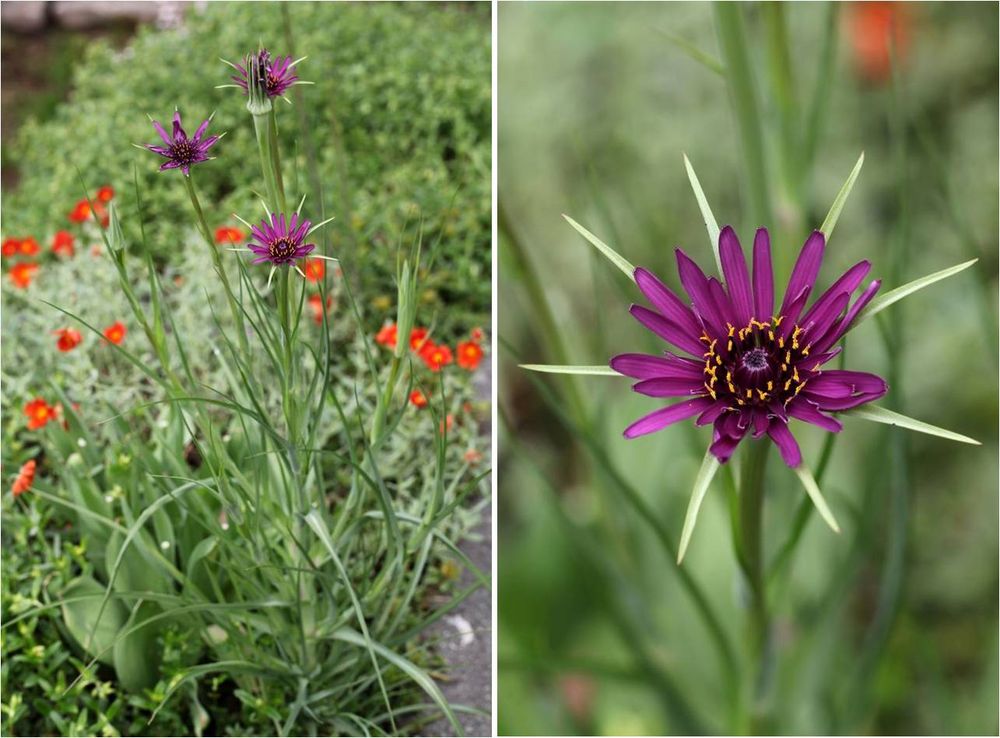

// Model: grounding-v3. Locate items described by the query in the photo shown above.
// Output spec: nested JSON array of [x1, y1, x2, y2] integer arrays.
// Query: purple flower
[[612, 226, 888, 468], [247, 213, 315, 266], [145, 111, 219, 176], [233, 49, 298, 99]]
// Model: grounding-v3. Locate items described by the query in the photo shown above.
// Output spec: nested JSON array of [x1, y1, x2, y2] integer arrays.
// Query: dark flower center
[[702, 316, 816, 408], [268, 236, 299, 262], [170, 139, 196, 164]]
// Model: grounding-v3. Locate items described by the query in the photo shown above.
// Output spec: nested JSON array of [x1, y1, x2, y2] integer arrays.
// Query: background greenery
[[498, 2, 997, 735]]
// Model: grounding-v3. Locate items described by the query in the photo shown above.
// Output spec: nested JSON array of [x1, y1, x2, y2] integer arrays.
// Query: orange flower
[[94, 202, 109, 228], [410, 389, 429, 408], [375, 322, 398, 349], [53, 327, 83, 352], [11, 459, 36, 498], [463, 449, 483, 465], [51, 230, 75, 257], [456, 341, 483, 371], [9, 262, 38, 288], [90, 244, 102, 258], [1, 238, 19, 258], [307, 293, 333, 325], [18, 237, 39, 256], [303, 258, 325, 282], [24, 398, 59, 430], [103, 321, 127, 345], [214, 226, 244, 244], [470, 326, 484, 342], [848, 2, 909, 83], [439, 414, 455, 434], [409, 327, 430, 351], [420, 342, 453, 372], [69, 200, 92, 223], [96, 185, 114, 203]]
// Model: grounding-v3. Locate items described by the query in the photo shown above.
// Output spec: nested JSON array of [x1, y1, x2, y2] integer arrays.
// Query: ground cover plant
[[499, 3, 997, 735], [2, 4, 491, 736]]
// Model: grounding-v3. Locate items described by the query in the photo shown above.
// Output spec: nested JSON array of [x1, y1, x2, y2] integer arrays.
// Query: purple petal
[[159, 161, 181, 171], [807, 370, 888, 398], [709, 417, 747, 462], [629, 305, 706, 357], [802, 292, 849, 343], [719, 226, 753, 324], [779, 287, 811, 337], [193, 117, 211, 143], [696, 403, 728, 426], [799, 261, 871, 330], [152, 120, 172, 145], [767, 421, 802, 467], [787, 399, 843, 433], [172, 111, 186, 141], [815, 279, 882, 352], [199, 135, 220, 151], [802, 389, 887, 411], [751, 407, 770, 438], [779, 231, 825, 323], [708, 278, 738, 332], [145, 144, 171, 157], [634, 267, 701, 335], [632, 377, 706, 398], [251, 255, 273, 264], [296, 243, 316, 257], [752, 228, 774, 320], [623, 397, 713, 439], [610, 352, 704, 380], [676, 248, 725, 336]]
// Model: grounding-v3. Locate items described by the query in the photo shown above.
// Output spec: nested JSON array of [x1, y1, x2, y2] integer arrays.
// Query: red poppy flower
[[456, 341, 484, 371], [2, 238, 19, 258], [103, 321, 127, 345], [848, 1, 909, 83], [409, 327, 430, 351], [96, 185, 114, 203], [420, 342, 453, 372], [53, 327, 83, 352], [303, 258, 325, 283], [51, 230, 75, 257], [375, 322, 398, 349], [17, 238, 39, 256], [214, 226, 244, 244], [307, 293, 333, 325], [470, 326, 484, 342], [69, 200, 92, 223], [9, 262, 38, 289], [410, 389, 429, 408], [12, 459, 36, 498], [24, 398, 59, 430]]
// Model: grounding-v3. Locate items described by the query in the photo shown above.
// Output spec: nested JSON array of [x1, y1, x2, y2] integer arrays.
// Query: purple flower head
[[233, 49, 299, 99], [145, 110, 219, 176], [247, 213, 315, 266], [612, 226, 888, 468]]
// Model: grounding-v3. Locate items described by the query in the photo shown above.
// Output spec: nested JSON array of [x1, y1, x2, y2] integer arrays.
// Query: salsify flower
[[54, 327, 83, 352], [12, 459, 37, 498], [421, 342, 454, 372], [214, 226, 244, 244], [144, 110, 220, 176], [51, 230, 75, 257], [233, 212, 336, 284], [613, 226, 886, 468], [24, 398, 59, 430], [103, 321, 127, 345], [457, 340, 484, 371], [231, 49, 300, 99], [96, 185, 114, 203], [376, 322, 398, 348], [410, 389, 429, 408], [9, 262, 39, 288]]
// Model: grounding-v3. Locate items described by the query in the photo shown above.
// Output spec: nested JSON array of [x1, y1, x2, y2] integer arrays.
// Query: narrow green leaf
[[660, 31, 725, 76], [792, 465, 841, 534], [841, 404, 980, 446], [677, 449, 722, 564], [562, 214, 636, 280], [819, 152, 864, 240], [519, 364, 620, 376], [683, 153, 722, 274], [857, 259, 977, 324]]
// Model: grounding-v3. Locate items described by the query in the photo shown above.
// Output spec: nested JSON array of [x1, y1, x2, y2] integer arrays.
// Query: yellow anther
[[716, 355, 722, 365], [784, 378, 792, 391], [785, 351, 792, 364], [746, 388, 752, 399], [727, 323, 735, 337], [766, 380, 773, 391], [793, 367, 800, 382], [802, 345, 810, 357], [728, 382, 736, 393], [768, 330, 775, 341], [778, 336, 785, 348], [727, 339, 733, 352], [773, 315, 784, 327], [757, 389, 768, 400]]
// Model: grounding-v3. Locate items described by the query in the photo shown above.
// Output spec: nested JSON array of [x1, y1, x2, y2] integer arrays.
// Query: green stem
[[252, 112, 284, 214], [738, 439, 772, 733]]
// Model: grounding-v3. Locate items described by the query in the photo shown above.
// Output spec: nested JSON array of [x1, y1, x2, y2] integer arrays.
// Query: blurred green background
[[498, 2, 998, 735]]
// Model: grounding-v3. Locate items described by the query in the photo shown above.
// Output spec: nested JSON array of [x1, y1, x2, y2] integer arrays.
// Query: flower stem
[[252, 112, 286, 214], [738, 438, 773, 733]]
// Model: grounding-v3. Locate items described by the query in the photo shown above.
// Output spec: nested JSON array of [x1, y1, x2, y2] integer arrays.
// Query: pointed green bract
[[562, 214, 636, 280], [792, 465, 841, 534], [857, 259, 977, 324], [677, 450, 722, 564], [683, 154, 723, 274], [820, 152, 864, 240], [520, 364, 620, 376], [841, 404, 980, 446]]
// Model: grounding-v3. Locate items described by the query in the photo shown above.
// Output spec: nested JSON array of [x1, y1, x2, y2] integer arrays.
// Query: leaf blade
[[520, 364, 620, 376], [820, 152, 864, 240], [792, 465, 841, 534], [562, 214, 636, 280], [683, 154, 722, 274], [857, 259, 977, 324], [841, 404, 980, 445], [677, 449, 722, 564]]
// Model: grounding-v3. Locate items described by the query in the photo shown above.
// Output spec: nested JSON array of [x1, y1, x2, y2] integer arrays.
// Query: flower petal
[[152, 120, 172, 145], [634, 267, 701, 335], [752, 228, 774, 320], [787, 399, 843, 432], [779, 230, 825, 324], [632, 377, 706, 397], [767, 420, 802, 467], [629, 305, 706, 357], [676, 248, 726, 336], [610, 353, 704, 380], [799, 260, 871, 330], [623, 397, 713, 439], [815, 279, 882, 352], [719, 226, 753, 324]]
